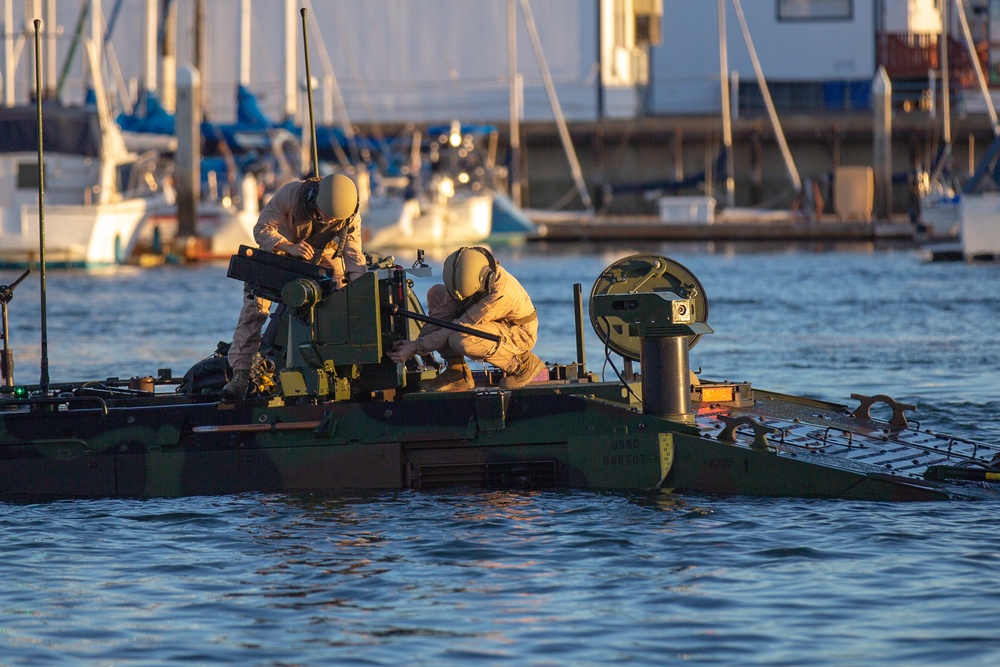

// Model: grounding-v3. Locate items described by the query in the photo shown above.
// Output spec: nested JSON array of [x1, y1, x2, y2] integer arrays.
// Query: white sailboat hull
[[920, 194, 961, 239], [363, 194, 492, 250], [140, 202, 259, 259], [0, 198, 156, 268]]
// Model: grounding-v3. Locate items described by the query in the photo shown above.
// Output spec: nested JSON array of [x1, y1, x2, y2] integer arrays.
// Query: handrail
[[0, 395, 109, 417]]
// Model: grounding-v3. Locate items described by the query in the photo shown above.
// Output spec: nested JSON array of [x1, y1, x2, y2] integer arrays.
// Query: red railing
[[877, 33, 988, 86]]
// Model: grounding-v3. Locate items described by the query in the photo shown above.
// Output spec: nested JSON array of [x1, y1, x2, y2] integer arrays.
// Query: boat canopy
[[0, 104, 102, 157]]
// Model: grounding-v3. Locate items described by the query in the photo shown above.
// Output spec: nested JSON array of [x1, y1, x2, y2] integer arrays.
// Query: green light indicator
[[13, 386, 27, 399]]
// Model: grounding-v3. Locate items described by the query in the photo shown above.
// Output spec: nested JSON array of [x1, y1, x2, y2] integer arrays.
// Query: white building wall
[[650, 0, 878, 114], [3, 0, 904, 123], [883, 0, 942, 34], [2, 0, 601, 125]]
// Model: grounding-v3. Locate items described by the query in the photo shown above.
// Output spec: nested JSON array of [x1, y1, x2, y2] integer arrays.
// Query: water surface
[[1, 243, 998, 665]]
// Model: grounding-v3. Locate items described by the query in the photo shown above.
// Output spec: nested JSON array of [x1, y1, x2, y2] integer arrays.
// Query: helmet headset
[[443, 246, 497, 301]]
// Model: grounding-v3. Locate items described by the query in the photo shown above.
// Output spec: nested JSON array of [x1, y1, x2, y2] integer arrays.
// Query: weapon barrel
[[390, 306, 501, 343]]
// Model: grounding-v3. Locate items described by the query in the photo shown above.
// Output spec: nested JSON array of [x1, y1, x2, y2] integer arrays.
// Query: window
[[777, 0, 852, 21]]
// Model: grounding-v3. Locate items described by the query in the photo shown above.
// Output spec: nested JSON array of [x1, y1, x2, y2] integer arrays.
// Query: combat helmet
[[443, 246, 498, 301], [313, 173, 359, 221]]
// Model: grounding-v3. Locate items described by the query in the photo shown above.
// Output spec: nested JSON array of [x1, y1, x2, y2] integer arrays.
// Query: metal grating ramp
[[694, 396, 1000, 485]]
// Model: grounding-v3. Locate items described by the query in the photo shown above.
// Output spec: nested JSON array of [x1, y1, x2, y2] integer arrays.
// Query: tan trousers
[[228, 291, 271, 372]]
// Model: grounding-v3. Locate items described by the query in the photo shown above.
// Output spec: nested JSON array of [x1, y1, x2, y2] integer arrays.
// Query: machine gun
[[227, 245, 340, 303]]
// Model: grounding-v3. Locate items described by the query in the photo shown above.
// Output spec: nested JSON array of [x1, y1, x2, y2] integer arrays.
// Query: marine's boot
[[421, 357, 474, 392], [223, 368, 252, 401], [500, 352, 547, 390]]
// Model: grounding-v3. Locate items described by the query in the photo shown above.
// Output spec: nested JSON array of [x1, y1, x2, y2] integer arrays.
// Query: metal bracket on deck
[[716, 416, 780, 452], [475, 388, 509, 431], [850, 393, 916, 429]]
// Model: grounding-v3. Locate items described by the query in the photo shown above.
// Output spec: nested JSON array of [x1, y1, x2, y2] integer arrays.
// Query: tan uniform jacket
[[415, 266, 537, 360], [254, 180, 366, 284]]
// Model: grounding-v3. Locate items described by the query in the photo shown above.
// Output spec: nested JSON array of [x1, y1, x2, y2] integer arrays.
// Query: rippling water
[[1, 243, 999, 665]]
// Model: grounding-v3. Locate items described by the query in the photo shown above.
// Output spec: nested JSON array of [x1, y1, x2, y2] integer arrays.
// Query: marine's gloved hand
[[388, 340, 417, 363]]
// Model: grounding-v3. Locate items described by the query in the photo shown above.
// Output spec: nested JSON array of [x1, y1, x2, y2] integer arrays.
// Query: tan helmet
[[315, 173, 359, 221], [443, 246, 497, 301]]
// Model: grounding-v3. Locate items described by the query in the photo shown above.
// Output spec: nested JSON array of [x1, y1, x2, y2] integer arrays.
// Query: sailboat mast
[[44, 0, 54, 97], [941, 0, 951, 147], [508, 0, 522, 207], [193, 0, 205, 90], [953, 0, 999, 137], [2, 1, 12, 105], [140, 0, 157, 107], [160, 0, 176, 112], [730, 0, 800, 192], [90, 0, 102, 95], [929, 0, 953, 184], [519, 0, 592, 211], [717, 0, 734, 208], [239, 0, 251, 87], [283, 0, 297, 123]]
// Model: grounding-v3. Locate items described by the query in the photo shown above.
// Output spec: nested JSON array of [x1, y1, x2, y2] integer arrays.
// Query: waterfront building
[[3, 1, 989, 122], [3, 1, 997, 215]]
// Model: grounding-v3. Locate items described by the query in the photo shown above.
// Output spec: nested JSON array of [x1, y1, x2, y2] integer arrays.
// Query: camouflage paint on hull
[[0, 379, 993, 502]]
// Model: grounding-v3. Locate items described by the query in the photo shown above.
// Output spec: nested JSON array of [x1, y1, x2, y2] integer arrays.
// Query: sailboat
[[0, 26, 166, 268], [308, 0, 541, 251], [114, 0, 301, 261], [121, 87, 298, 260], [669, 0, 802, 225], [361, 122, 535, 251], [916, 0, 962, 240], [923, 0, 1000, 260]]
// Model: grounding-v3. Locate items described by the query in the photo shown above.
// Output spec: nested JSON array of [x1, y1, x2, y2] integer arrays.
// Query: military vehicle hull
[[1, 250, 997, 502], [1, 374, 995, 502]]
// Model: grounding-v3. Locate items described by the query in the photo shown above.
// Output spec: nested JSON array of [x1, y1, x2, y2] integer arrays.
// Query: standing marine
[[388, 246, 546, 391], [223, 173, 365, 400]]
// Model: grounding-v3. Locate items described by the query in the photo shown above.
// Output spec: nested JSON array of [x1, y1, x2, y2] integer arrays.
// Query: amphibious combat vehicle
[[0, 249, 998, 502]]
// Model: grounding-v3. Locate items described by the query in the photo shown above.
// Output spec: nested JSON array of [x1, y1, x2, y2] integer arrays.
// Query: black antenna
[[0, 269, 31, 387], [300, 7, 319, 178], [34, 19, 50, 393]]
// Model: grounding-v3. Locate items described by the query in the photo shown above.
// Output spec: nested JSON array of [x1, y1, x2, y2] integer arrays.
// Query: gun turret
[[227, 246, 421, 401]]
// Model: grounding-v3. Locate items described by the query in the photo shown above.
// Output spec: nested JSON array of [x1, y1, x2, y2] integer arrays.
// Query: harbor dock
[[527, 213, 917, 244]]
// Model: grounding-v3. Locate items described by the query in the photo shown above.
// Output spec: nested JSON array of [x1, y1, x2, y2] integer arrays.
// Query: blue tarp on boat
[[118, 86, 387, 164]]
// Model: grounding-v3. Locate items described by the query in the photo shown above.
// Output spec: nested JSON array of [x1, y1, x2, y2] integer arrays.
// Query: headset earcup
[[475, 247, 498, 292]]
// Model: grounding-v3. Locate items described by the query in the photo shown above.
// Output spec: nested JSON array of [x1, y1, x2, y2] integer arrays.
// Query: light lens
[[700, 386, 735, 403]]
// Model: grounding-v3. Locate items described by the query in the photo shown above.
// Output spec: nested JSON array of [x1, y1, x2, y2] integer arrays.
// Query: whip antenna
[[300, 7, 319, 178], [33, 19, 50, 393]]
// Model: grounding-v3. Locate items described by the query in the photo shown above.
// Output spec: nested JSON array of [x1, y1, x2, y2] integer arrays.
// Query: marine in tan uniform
[[223, 173, 366, 400], [388, 246, 546, 391]]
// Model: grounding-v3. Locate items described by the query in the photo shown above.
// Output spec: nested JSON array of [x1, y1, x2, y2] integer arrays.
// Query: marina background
[[1, 245, 999, 663], [5, 0, 1000, 216]]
